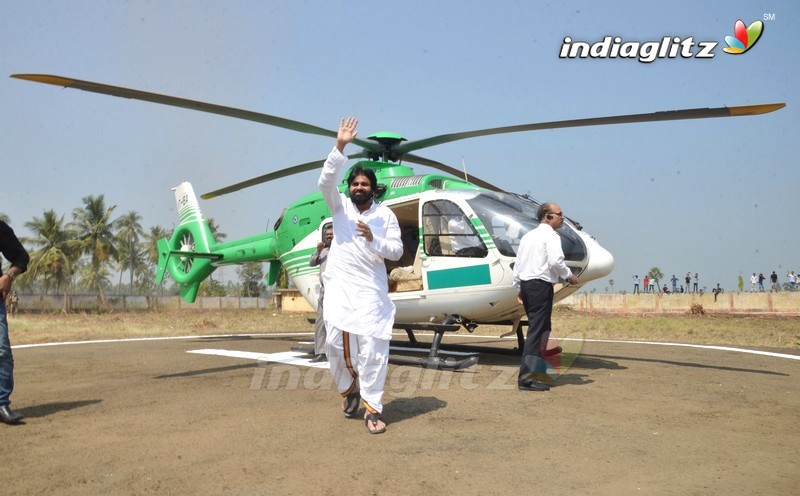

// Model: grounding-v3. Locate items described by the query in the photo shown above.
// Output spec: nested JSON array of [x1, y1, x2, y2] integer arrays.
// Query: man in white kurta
[[318, 117, 403, 434]]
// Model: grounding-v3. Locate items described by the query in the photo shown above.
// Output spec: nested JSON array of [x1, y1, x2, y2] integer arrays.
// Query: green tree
[[134, 266, 157, 296], [609, 279, 615, 293], [278, 265, 288, 289], [115, 211, 146, 293], [23, 210, 78, 311], [145, 225, 171, 266], [144, 225, 171, 294], [198, 277, 226, 296], [207, 218, 227, 242], [648, 267, 664, 292], [69, 195, 118, 305], [117, 241, 149, 294], [237, 262, 265, 297]]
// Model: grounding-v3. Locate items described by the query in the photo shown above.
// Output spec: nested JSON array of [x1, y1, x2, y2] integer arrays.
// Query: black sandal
[[342, 392, 360, 418], [364, 413, 386, 434]]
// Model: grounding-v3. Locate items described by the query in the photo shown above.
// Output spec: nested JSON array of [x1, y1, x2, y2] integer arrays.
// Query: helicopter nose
[[581, 240, 614, 282]]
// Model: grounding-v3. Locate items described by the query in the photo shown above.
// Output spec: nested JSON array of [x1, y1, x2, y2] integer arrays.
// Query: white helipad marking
[[11, 331, 799, 361], [13, 332, 313, 349], [188, 349, 330, 368], [561, 338, 800, 361]]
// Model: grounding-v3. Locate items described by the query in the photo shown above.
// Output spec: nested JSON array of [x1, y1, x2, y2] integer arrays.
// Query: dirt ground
[[2, 329, 799, 495]]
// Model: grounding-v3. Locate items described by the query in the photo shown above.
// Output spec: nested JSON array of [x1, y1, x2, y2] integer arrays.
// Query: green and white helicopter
[[12, 74, 784, 367]]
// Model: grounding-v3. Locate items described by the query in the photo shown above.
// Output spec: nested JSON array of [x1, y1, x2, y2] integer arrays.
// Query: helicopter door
[[418, 194, 503, 291]]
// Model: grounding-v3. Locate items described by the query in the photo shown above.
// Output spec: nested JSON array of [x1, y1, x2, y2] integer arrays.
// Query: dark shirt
[[0, 221, 30, 276]]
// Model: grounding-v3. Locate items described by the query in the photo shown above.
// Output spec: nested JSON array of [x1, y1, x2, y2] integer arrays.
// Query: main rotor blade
[[201, 159, 324, 199], [10, 74, 381, 153], [201, 152, 368, 199], [403, 153, 501, 192], [397, 103, 786, 155]]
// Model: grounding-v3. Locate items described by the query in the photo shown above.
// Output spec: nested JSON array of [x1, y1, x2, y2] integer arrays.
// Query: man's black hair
[[347, 165, 378, 191]]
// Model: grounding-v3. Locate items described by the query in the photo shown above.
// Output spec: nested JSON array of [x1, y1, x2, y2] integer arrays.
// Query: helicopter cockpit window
[[465, 192, 539, 257], [422, 200, 487, 258], [465, 191, 587, 262]]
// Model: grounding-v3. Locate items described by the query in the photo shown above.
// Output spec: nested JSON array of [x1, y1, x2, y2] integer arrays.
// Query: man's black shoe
[[0, 405, 23, 425], [518, 381, 550, 392], [310, 354, 328, 363]]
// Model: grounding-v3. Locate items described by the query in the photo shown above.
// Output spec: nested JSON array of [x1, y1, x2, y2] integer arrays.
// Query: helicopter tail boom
[[158, 182, 283, 302]]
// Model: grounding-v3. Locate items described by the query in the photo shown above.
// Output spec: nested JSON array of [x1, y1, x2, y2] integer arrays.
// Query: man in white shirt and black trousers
[[512, 202, 579, 392]]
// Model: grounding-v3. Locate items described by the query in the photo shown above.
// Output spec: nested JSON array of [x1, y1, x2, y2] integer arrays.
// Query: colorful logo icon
[[723, 19, 764, 54]]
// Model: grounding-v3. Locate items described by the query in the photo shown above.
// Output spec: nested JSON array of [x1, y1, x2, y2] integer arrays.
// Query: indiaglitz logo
[[560, 18, 765, 63], [723, 19, 764, 54]]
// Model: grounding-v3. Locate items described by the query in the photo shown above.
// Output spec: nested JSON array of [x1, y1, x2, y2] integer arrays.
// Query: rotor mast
[[364, 132, 407, 162]]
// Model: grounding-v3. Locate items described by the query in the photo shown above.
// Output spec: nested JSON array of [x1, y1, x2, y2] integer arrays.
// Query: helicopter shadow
[[154, 363, 259, 379], [471, 350, 627, 372], [578, 353, 789, 376]]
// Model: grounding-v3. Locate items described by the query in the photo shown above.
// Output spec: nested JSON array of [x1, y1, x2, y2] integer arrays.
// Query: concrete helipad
[[3, 332, 799, 495]]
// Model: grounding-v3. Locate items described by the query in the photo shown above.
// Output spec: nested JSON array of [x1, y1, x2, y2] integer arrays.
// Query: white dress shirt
[[318, 147, 403, 339], [512, 223, 572, 290]]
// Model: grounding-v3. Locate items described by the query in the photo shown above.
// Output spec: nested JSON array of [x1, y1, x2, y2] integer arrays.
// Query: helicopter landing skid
[[390, 322, 479, 370], [295, 320, 479, 370], [397, 320, 561, 359]]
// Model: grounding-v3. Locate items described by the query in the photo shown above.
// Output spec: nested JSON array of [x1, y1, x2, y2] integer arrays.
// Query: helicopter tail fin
[[157, 182, 220, 302], [179, 281, 202, 302]]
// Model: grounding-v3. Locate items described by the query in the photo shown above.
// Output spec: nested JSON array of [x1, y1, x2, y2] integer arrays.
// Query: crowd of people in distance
[[632, 272, 700, 295], [743, 270, 797, 292], [631, 270, 798, 296]]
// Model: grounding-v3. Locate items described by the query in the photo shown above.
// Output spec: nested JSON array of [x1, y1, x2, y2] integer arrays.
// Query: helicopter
[[11, 74, 785, 368]]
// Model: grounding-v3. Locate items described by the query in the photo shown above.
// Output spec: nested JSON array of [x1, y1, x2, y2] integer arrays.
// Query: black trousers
[[518, 279, 554, 382]]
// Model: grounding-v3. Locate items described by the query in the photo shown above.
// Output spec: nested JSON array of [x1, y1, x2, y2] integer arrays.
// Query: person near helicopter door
[[308, 224, 333, 363]]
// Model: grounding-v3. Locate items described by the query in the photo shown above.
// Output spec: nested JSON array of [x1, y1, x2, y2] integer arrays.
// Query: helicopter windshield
[[464, 191, 587, 262]]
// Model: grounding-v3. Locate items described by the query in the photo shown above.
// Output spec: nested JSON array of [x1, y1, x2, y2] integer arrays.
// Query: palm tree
[[69, 195, 118, 305], [206, 217, 226, 241], [24, 210, 77, 311], [206, 217, 226, 282], [145, 225, 171, 265], [145, 225, 171, 295], [648, 267, 664, 292], [115, 211, 145, 293]]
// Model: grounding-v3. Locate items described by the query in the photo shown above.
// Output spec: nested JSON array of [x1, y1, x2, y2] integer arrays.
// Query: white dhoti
[[326, 325, 390, 414]]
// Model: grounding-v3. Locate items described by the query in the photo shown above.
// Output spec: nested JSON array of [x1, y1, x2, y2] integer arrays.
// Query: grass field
[[8, 307, 800, 350]]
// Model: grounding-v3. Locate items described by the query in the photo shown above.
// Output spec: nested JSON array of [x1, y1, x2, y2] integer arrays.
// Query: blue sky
[[1, 0, 798, 293]]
